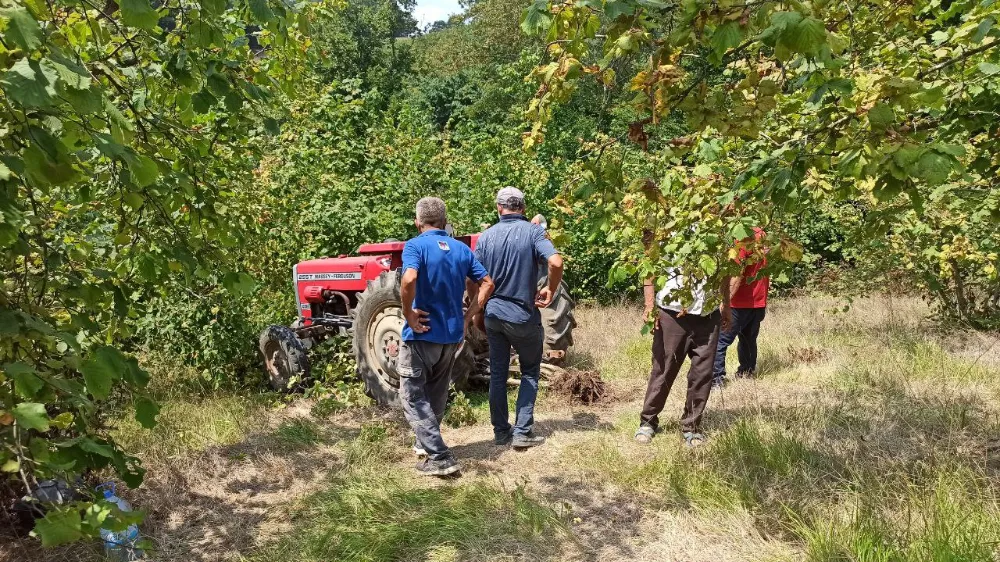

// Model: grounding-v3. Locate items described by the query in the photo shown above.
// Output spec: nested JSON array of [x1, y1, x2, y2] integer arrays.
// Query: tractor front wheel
[[259, 325, 310, 391]]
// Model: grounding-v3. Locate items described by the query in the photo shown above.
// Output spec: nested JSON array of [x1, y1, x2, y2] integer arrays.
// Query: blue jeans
[[713, 307, 766, 381], [485, 316, 544, 438]]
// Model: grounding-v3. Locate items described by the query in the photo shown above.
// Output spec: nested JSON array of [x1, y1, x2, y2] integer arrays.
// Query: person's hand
[[720, 304, 733, 333], [463, 310, 476, 338], [644, 305, 659, 330], [404, 308, 431, 334], [535, 286, 554, 308]]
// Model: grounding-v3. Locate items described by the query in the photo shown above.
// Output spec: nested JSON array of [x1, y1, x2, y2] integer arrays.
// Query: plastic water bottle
[[96, 483, 143, 561]]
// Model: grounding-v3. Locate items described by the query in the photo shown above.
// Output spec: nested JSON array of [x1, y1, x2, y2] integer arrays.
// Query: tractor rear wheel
[[538, 277, 576, 365], [353, 270, 474, 406], [259, 325, 310, 391], [353, 271, 405, 406]]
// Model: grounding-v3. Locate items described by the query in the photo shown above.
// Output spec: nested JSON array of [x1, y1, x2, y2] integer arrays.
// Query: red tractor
[[258, 231, 576, 406]]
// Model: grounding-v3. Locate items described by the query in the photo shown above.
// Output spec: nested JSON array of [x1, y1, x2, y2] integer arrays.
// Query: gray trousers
[[399, 340, 461, 462]]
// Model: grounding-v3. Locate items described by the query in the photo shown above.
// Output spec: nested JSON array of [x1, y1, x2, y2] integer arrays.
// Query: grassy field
[[6, 296, 1000, 562]]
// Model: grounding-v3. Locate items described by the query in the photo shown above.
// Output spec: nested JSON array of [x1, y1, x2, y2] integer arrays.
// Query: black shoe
[[711, 376, 725, 389], [415, 457, 460, 477], [494, 430, 513, 446], [512, 433, 545, 449]]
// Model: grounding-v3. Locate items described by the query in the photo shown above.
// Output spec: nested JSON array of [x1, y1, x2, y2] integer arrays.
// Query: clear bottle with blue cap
[[96, 482, 143, 560]]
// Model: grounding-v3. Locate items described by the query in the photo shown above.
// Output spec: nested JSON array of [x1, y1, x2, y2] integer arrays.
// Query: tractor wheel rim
[[366, 305, 404, 388], [264, 342, 287, 381]]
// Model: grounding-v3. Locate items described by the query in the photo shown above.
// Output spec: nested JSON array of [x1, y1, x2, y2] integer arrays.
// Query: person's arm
[[536, 254, 564, 308], [465, 254, 494, 328], [643, 277, 659, 328], [719, 276, 733, 333], [401, 268, 430, 334], [465, 275, 495, 319], [400, 244, 429, 334], [533, 228, 563, 308], [728, 275, 743, 301]]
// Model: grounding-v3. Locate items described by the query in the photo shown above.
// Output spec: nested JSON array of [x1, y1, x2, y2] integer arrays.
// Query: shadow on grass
[[253, 427, 569, 562], [133, 419, 367, 562], [534, 473, 646, 561]]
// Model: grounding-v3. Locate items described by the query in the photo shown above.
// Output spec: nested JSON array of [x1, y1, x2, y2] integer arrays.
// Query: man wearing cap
[[475, 187, 564, 449], [400, 197, 494, 476]]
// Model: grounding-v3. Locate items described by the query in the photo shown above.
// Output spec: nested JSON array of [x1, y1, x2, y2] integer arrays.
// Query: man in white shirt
[[636, 268, 732, 446]]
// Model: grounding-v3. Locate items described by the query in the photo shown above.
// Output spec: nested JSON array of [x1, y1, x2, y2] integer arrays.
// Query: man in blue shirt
[[400, 197, 493, 476], [475, 187, 563, 448]]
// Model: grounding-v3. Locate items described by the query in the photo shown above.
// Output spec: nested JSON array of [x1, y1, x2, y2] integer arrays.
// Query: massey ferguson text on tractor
[[258, 229, 576, 406]]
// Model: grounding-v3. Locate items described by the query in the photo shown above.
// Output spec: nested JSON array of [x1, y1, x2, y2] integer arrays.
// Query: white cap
[[496, 186, 525, 208]]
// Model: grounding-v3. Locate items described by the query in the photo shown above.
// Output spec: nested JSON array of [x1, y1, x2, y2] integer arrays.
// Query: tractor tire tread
[[259, 324, 309, 392]]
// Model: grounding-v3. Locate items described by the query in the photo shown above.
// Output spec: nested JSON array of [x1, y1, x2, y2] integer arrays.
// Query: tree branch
[[919, 39, 1000, 78]]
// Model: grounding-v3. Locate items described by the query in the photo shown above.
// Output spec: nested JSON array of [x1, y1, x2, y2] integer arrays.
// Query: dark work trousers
[[713, 307, 767, 381], [485, 316, 544, 438], [399, 340, 461, 462], [640, 308, 721, 433]]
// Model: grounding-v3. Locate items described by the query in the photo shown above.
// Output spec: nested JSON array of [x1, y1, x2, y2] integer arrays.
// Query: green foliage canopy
[[523, 0, 1000, 323], [0, 0, 324, 544]]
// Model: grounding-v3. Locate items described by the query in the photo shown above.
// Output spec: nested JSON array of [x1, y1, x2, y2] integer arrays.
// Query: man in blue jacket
[[400, 197, 494, 476], [475, 187, 564, 449]]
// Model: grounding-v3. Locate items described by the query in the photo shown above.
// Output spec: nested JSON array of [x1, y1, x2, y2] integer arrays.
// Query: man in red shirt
[[713, 228, 769, 387]]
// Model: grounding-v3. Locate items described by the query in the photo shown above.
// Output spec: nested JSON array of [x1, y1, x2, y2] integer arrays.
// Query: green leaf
[[730, 223, 751, 240], [135, 397, 160, 429], [192, 89, 217, 113], [973, 16, 995, 44], [13, 402, 49, 432], [935, 143, 966, 157], [1, 58, 58, 108], [224, 91, 243, 112], [978, 62, 1000, 75], [93, 132, 129, 159], [868, 103, 895, 130], [0, 7, 43, 51], [201, 0, 226, 15], [121, 355, 150, 388], [893, 144, 924, 169], [47, 53, 92, 90], [711, 21, 743, 58], [120, 0, 160, 30], [206, 73, 231, 96], [64, 87, 103, 114], [913, 151, 955, 186], [80, 346, 128, 400], [5, 362, 44, 399], [604, 0, 635, 19], [787, 16, 826, 55], [223, 272, 256, 296], [34, 508, 83, 547], [699, 255, 717, 276], [248, 0, 275, 22], [521, 0, 551, 36], [763, 11, 802, 40], [125, 154, 159, 187], [77, 437, 115, 458], [1, 458, 20, 472]]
